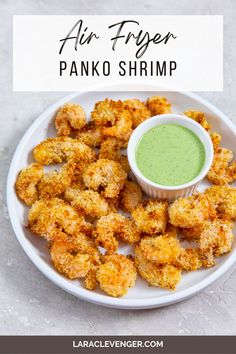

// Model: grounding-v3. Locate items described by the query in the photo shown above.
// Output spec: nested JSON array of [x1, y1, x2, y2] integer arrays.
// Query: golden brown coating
[[76, 123, 103, 147], [146, 96, 171, 116], [91, 99, 123, 126], [96, 254, 137, 297], [184, 110, 211, 131], [120, 180, 142, 212], [123, 98, 151, 128], [33, 137, 96, 165], [169, 194, 215, 228], [102, 109, 133, 142], [207, 147, 236, 185], [139, 234, 181, 265], [175, 248, 202, 271], [15, 163, 44, 206], [132, 200, 168, 234], [204, 185, 236, 220], [93, 213, 141, 254], [55, 103, 86, 136], [134, 245, 181, 290], [28, 198, 92, 240], [64, 187, 112, 217], [210, 132, 222, 151], [99, 137, 130, 173], [83, 159, 127, 199]]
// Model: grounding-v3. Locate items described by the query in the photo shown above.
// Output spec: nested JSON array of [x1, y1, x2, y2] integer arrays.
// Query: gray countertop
[[0, 0, 236, 335]]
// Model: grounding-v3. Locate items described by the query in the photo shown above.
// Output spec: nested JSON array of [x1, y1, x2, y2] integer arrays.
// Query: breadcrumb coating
[[15, 163, 44, 206], [132, 200, 168, 234], [83, 159, 127, 198], [76, 123, 103, 147], [184, 110, 211, 131], [204, 185, 236, 220], [210, 132, 222, 151], [55, 103, 86, 136], [123, 99, 151, 128], [96, 254, 137, 297], [175, 248, 202, 271], [120, 181, 142, 212], [33, 137, 96, 165], [102, 109, 133, 142], [99, 137, 130, 173], [91, 99, 123, 126], [146, 96, 171, 116], [207, 147, 236, 185]]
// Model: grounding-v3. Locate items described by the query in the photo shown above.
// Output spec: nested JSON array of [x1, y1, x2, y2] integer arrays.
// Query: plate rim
[[7, 88, 236, 309]]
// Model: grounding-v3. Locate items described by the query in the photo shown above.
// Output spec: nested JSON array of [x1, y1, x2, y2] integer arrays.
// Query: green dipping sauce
[[136, 124, 206, 186]]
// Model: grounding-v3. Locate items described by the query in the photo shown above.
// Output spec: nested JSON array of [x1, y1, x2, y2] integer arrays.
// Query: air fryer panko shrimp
[[184, 110, 211, 131], [64, 187, 113, 217], [28, 198, 92, 240], [132, 200, 168, 234], [204, 185, 236, 220], [102, 109, 133, 142], [91, 99, 123, 126], [76, 123, 103, 147], [146, 96, 171, 116], [139, 234, 181, 265], [210, 132, 222, 150], [99, 137, 130, 173], [15, 163, 44, 206], [120, 180, 142, 212], [33, 137, 96, 165], [83, 159, 127, 199], [123, 98, 151, 128], [93, 213, 141, 254], [96, 254, 137, 297], [55, 103, 86, 136], [134, 245, 181, 290], [168, 194, 215, 228], [175, 248, 202, 271], [207, 147, 236, 185]]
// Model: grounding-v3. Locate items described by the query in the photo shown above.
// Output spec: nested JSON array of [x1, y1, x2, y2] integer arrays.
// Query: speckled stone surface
[[0, 0, 236, 335]]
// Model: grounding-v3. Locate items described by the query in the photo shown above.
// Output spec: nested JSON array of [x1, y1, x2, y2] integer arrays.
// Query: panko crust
[[175, 248, 202, 271], [55, 103, 86, 136], [102, 109, 133, 142], [83, 159, 127, 199], [207, 147, 236, 185], [120, 180, 142, 212], [91, 99, 123, 126], [15, 163, 44, 206], [204, 185, 236, 220], [132, 200, 168, 234], [123, 98, 151, 128], [33, 137, 96, 165], [76, 123, 103, 147], [96, 254, 137, 297], [146, 96, 171, 116], [99, 137, 130, 173], [184, 110, 211, 131]]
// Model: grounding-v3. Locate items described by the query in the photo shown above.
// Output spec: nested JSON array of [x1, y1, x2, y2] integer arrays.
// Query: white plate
[[7, 88, 236, 309]]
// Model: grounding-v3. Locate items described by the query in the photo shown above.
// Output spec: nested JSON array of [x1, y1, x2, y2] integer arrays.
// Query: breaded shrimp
[[93, 213, 140, 254], [132, 200, 168, 234], [76, 123, 103, 147], [123, 98, 151, 128], [15, 163, 44, 206], [83, 159, 127, 198], [139, 234, 181, 265], [210, 132, 222, 151], [91, 99, 123, 126], [96, 254, 137, 297], [169, 194, 215, 228], [33, 137, 96, 165], [134, 245, 181, 290], [28, 198, 92, 240], [120, 180, 142, 212], [175, 248, 202, 271], [99, 137, 130, 173], [184, 110, 211, 131], [146, 96, 171, 116], [55, 103, 86, 136], [102, 109, 133, 142], [207, 147, 236, 185], [64, 187, 112, 217], [204, 185, 236, 220]]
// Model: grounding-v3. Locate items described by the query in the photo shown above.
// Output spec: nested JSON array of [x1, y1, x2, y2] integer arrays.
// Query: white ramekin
[[127, 114, 214, 201]]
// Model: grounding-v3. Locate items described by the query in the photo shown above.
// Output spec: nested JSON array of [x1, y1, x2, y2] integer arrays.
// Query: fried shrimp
[[83, 159, 127, 198], [132, 200, 168, 234], [33, 137, 96, 165], [169, 194, 215, 228], [15, 163, 44, 206], [134, 245, 181, 290], [204, 185, 236, 220], [207, 147, 236, 185], [99, 138, 130, 173], [139, 234, 181, 265], [93, 213, 140, 254], [120, 181, 142, 212], [28, 198, 92, 240], [146, 96, 171, 116], [175, 248, 202, 271], [55, 103, 86, 136], [64, 187, 112, 217], [91, 99, 123, 126], [76, 123, 103, 147], [184, 110, 211, 131], [96, 254, 137, 297], [102, 109, 133, 142], [210, 132, 222, 151], [123, 98, 151, 128]]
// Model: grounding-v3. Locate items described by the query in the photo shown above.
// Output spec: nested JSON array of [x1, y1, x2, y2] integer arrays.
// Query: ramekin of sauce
[[127, 114, 213, 201]]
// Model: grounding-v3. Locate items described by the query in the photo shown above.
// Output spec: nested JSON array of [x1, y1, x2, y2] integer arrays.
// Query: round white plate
[[7, 88, 236, 309]]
